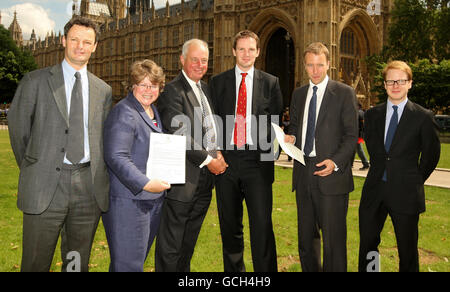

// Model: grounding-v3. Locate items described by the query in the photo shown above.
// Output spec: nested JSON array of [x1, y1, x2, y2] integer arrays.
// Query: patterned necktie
[[197, 83, 217, 158], [66, 71, 84, 164], [303, 86, 318, 157], [382, 105, 398, 181], [234, 73, 248, 148]]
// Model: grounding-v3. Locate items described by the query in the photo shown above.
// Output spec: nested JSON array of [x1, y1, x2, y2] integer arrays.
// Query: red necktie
[[234, 73, 248, 148]]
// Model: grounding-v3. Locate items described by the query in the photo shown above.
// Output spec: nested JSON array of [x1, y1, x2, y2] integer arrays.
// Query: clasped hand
[[207, 151, 228, 175]]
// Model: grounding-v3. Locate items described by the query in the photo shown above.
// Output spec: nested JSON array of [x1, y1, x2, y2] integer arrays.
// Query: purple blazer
[[104, 92, 165, 200]]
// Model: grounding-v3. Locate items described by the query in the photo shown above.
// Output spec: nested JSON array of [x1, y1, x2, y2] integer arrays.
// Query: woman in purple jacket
[[103, 59, 170, 272]]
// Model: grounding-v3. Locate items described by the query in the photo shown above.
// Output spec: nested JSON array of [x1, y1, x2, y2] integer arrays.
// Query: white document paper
[[147, 133, 186, 184], [271, 122, 305, 165]]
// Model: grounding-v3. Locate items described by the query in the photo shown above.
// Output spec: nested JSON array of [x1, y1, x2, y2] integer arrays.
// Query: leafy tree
[[367, 59, 450, 113], [0, 25, 37, 104], [365, 0, 449, 112], [384, 0, 434, 62]]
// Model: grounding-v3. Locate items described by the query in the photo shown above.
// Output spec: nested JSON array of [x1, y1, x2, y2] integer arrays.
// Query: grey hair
[[181, 39, 209, 58]]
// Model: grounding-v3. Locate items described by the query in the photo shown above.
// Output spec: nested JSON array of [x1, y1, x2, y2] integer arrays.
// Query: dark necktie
[[382, 105, 398, 181], [66, 72, 84, 164], [234, 73, 248, 148], [197, 83, 217, 158], [304, 86, 318, 157]]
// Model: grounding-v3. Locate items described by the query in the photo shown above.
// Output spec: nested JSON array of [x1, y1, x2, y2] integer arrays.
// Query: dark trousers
[[155, 168, 213, 272], [21, 163, 101, 272], [296, 157, 349, 272], [102, 195, 164, 272], [358, 182, 420, 272], [355, 142, 370, 167], [215, 150, 277, 272]]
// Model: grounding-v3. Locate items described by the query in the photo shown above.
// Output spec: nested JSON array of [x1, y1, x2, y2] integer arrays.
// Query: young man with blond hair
[[358, 60, 440, 272]]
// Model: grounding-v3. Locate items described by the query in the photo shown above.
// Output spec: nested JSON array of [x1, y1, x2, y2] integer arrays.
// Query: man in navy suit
[[285, 42, 358, 272], [358, 61, 440, 272]]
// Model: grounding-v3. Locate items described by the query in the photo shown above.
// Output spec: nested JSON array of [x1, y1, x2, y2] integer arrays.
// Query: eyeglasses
[[385, 79, 409, 86], [136, 84, 159, 90]]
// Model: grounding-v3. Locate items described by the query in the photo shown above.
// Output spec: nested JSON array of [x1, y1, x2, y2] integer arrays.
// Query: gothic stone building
[[18, 0, 392, 107]]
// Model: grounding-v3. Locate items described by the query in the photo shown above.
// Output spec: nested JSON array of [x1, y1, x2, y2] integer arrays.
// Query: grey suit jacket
[[289, 79, 358, 195], [8, 63, 112, 214]]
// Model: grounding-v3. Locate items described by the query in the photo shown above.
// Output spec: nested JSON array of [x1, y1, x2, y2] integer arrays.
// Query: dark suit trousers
[[296, 157, 349, 272], [155, 168, 213, 272], [358, 181, 420, 272], [21, 163, 101, 272], [215, 150, 277, 272]]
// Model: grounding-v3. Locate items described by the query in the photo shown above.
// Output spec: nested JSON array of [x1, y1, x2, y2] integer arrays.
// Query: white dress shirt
[[301, 75, 329, 157], [232, 65, 255, 145]]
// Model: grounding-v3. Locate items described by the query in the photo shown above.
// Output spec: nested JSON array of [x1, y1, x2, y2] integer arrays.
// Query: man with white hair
[[155, 39, 227, 272]]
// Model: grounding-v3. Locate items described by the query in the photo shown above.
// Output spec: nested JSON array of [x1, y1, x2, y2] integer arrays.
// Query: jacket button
[[56, 167, 61, 172], [65, 129, 69, 134], [386, 157, 391, 161]]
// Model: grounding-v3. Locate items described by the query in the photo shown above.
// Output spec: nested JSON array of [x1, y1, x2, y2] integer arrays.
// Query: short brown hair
[[129, 59, 165, 92], [233, 30, 260, 50], [382, 60, 413, 81], [64, 16, 100, 43], [303, 42, 330, 62]]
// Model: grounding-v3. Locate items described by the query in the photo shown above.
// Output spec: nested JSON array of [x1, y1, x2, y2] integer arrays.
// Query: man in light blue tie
[[358, 61, 441, 272]]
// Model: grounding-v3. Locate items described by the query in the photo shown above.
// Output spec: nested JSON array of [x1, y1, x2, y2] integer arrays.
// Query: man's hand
[[207, 151, 228, 175], [313, 159, 336, 177], [143, 179, 171, 193], [285, 135, 295, 144]]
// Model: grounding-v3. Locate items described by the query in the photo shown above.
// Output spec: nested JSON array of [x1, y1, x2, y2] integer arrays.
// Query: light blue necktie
[[304, 86, 318, 157], [382, 105, 398, 181]]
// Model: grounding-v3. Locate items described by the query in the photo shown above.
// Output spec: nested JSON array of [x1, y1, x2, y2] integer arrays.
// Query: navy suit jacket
[[104, 92, 165, 200]]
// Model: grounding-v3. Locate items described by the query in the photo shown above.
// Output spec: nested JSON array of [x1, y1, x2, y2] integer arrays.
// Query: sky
[[0, 0, 181, 40]]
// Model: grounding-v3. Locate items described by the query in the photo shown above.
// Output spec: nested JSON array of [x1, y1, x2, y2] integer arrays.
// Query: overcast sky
[[0, 0, 181, 40]]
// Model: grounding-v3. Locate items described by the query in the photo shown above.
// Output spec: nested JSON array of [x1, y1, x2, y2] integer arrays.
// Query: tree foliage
[[365, 0, 449, 112], [0, 25, 37, 104], [368, 59, 450, 113]]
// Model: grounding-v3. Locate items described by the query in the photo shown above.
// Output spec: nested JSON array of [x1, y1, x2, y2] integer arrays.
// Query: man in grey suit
[[285, 42, 358, 272], [8, 17, 112, 272]]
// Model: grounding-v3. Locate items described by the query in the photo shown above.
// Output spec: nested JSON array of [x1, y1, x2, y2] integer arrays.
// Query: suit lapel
[[88, 71, 104, 135], [128, 93, 163, 133], [252, 70, 263, 114], [377, 103, 387, 147], [225, 69, 237, 117], [295, 86, 308, 144], [316, 80, 333, 129], [178, 73, 203, 122], [48, 64, 69, 126], [389, 100, 413, 152]]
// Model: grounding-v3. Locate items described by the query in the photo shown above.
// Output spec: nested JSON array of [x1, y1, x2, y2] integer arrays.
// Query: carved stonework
[[20, 0, 389, 104]]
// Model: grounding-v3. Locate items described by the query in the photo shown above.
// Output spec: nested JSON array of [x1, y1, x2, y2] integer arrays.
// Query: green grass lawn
[[0, 130, 449, 272]]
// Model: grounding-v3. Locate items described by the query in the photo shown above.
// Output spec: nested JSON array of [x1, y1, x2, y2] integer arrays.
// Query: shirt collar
[[309, 75, 329, 91], [235, 65, 254, 80], [62, 59, 87, 78], [387, 97, 408, 112], [182, 69, 201, 89]]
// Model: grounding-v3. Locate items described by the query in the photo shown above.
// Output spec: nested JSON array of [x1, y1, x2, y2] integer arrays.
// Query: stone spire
[[8, 11, 23, 47]]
